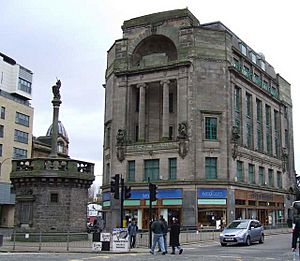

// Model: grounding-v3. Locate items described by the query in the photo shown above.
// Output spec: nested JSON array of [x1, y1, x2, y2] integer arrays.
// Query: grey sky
[[1, 0, 299, 187]]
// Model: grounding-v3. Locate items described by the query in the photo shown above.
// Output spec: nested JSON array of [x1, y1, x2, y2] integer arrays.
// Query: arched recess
[[131, 35, 177, 67]]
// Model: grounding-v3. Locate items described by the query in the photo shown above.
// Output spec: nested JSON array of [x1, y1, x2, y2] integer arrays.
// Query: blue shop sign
[[102, 192, 111, 201], [198, 189, 227, 199], [130, 189, 182, 199]]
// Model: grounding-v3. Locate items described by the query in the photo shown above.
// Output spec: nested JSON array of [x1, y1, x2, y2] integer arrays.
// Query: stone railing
[[12, 158, 94, 175]]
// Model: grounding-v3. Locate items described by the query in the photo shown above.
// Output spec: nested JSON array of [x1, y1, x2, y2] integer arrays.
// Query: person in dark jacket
[[150, 216, 166, 255], [128, 219, 138, 248], [158, 215, 168, 253], [170, 218, 183, 255], [292, 215, 300, 251]]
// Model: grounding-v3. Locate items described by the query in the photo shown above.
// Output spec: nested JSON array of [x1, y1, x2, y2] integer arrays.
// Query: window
[[1, 106, 5, 119], [256, 99, 263, 152], [135, 88, 140, 112], [246, 93, 253, 149], [57, 141, 64, 153], [274, 110, 280, 157], [15, 112, 30, 127], [50, 193, 59, 203], [234, 87, 242, 143], [246, 93, 252, 117], [14, 129, 29, 144], [268, 169, 274, 187], [251, 53, 257, 64], [169, 93, 174, 113], [265, 105, 272, 155], [144, 159, 159, 181], [205, 157, 217, 179], [236, 161, 243, 181], [13, 147, 27, 159], [169, 158, 177, 180], [248, 164, 255, 184], [18, 78, 32, 94], [128, 160, 135, 182], [240, 43, 247, 56], [20, 201, 33, 224], [0, 144, 2, 156], [0, 125, 3, 138], [260, 60, 266, 71], [169, 126, 173, 140], [277, 171, 282, 189], [259, 167, 265, 186], [205, 117, 217, 140]]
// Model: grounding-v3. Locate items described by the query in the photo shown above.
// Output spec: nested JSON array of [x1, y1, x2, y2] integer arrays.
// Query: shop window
[[205, 157, 217, 179], [127, 160, 135, 182], [248, 200, 256, 206], [235, 199, 246, 205], [258, 201, 267, 206], [144, 159, 159, 181]]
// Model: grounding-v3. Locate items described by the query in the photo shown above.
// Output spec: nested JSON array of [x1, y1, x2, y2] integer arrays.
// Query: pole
[[120, 176, 124, 228], [148, 177, 152, 248]]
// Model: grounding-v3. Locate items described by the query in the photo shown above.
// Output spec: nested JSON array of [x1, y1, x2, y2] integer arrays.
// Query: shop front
[[197, 188, 227, 229], [235, 189, 285, 226]]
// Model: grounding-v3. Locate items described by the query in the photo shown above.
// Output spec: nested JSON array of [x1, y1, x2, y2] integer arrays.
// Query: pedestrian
[[128, 218, 138, 248], [292, 213, 300, 251], [158, 215, 168, 253], [150, 216, 166, 255], [170, 218, 183, 255]]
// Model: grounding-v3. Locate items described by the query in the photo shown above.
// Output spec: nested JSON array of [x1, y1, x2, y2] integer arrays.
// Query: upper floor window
[[246, 93, 252, 117], [144, 159, 159, 181], [0, 144, 2, 157], [236, 160, 244, 182], [259, 167, 265, 186], [50, 193, 59, 203], [1, 106, 5, 119], [169, 158, 177, 180], [205, 157, 217, 179], [205, 117, 217, 140], [14, 129, 29, 144], [251, 53, 257, 64], [234, 87, 241, 112], [268, 169, 274, 187], [260, 60, 266, 71], [277, 171, 282, 189], [13, 147, 27, 159], [128, 160, 135, 182], [248, 164, 255, 184], [0, 125, 3, 138], [18, 78, 32, 94], [15, 112, 30, 127], [240, 43, 247, 56], [169, 93, 174, 113]]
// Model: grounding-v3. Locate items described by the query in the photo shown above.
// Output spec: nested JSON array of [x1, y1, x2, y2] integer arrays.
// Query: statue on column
[[52, 79, 61, 100]]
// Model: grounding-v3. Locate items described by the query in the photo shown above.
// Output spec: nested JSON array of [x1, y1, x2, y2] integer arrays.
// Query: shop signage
[[112, 228, 129, 252], [248, 192, 273, 201], [102, 192, 111, 201], [130, 189, 182, 199], [198, 189, 227, 199]]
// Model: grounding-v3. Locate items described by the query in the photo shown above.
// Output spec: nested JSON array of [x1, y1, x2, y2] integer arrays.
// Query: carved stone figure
[[177, 122, 188, 140], [116, 129, 126, 146], [52, 79, 61, 99]]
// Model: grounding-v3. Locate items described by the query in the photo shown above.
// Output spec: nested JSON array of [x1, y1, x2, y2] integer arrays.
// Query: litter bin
[[0, 234, 3, 247]]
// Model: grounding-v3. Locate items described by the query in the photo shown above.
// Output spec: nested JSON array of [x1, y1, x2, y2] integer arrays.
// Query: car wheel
[[259, 234, 264, 244], [245, 236, 251, 246], [221, 243, 227, 247]]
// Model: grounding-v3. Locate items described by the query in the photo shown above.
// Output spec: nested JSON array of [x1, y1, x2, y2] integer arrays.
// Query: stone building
[[0, 52, 33, 228], [101, 9, 295, 230]]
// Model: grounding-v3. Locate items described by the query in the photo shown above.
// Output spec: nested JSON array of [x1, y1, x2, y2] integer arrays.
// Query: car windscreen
[[227, 221, 248, 229]]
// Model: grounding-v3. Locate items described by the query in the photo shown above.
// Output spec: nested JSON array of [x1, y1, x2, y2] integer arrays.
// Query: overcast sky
[[1, 0, 299, 189]]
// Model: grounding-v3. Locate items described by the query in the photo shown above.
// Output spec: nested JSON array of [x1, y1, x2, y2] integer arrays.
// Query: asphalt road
[[0, 233, 298, 261]]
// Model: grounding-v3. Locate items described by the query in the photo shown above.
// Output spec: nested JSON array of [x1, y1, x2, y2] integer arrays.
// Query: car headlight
[[219, 232, 224, 237]]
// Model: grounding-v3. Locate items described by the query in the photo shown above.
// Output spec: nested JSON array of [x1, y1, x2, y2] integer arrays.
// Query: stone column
[[50, 80, 62, 158], [138, 83, 146, 141], [161, 80, 170, 140]]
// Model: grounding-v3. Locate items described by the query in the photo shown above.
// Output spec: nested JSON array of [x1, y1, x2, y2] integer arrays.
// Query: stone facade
[[102, 9, 295, 230]]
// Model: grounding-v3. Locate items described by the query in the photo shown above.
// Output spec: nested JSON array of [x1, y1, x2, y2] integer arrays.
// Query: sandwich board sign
[[112, 228, 129, 252]]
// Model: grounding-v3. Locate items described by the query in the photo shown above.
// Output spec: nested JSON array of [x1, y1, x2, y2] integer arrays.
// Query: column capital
[[160, 79, 170, 86], [137, 82, 147, 89]]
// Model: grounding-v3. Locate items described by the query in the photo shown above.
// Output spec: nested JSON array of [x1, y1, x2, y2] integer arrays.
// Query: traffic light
[[149, 183, 157, 202], [125, 186, 131, 199], [111, 174, 120, 199]]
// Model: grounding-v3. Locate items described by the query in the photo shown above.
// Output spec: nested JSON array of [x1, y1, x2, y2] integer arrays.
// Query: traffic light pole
[[120, 176, 124, 228], [148, 178, 152, 248]]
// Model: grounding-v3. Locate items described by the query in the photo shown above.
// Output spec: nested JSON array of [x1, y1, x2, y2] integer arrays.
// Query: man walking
[[150, 216, 166, 255], [128, 218, 138, 248], [158, 215, 168, 253]]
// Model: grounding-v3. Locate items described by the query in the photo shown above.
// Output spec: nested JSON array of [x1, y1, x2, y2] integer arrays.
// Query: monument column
[[138, 83, 146, 141], [50, 79, 62, 158], [161, 80, 170, 139]]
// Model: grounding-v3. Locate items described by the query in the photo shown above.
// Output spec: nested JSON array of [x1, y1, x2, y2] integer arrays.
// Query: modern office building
[[101, 9, 295, 230], [0, 52, 33, 228]]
